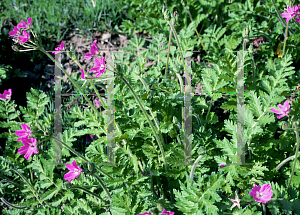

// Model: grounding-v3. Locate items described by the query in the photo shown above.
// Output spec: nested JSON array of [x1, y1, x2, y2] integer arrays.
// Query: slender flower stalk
[[164, 29, 172, 82], [287, 128, 299, 190], [181, 1, 208, 55], [120, 76, 168, 172], [282, 21, 289, 58]]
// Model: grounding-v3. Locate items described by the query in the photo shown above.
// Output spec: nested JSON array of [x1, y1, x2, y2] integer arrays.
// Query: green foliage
[[1, 0, 300, 214]]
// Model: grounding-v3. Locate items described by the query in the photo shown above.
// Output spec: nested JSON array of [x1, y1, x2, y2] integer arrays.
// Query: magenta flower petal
[[52, 41, 65, 54], [83, 52, 93, 60], [160, 209, 175, 215], [0, 89, 12, 100], [9, 25, 20, 37], [281, 5, 300, 23], [95, 99, 101, 107], [249, 183, 273, 203], [80, 69, 86, 79], [136, 212, 151, 215], [90, 43, 99, 56], [18, 17, 32, 29], [219, 164, 226, 168], [91, 57, 106, 78], [270, 100, 290, 119], [17, 30, 29, 43], [15, 123, 32, 141], [17, 138, 39, 161], [64, 160, 82, 182]]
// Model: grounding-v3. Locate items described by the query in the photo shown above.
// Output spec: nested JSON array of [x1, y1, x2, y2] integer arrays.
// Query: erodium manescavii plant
[[1, 1, 300, 214]]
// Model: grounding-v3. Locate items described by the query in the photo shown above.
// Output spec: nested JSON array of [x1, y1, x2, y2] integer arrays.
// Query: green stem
[[164, 28, 172, 82], [182, 2, 208, 55], [270, 0, 294, 35], [120, 77, 168, 172], [92, 173, 112, 201], [282, 21, 289, 58], [167, 21, 186, 130], [287, 129, 299, 190], [204, 97, 213, 129], [39, 48, 101, 120]]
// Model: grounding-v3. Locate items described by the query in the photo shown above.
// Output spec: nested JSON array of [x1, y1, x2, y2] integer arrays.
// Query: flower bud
[[12, 45, 19, 51], [282, 123, 288, 130]]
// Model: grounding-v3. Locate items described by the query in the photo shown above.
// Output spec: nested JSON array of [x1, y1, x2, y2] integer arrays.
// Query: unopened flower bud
[[12, 45, 19, 51], [282, 123, 288, 130]]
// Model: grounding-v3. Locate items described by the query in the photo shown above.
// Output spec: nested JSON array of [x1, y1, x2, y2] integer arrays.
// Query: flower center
[[100, 64, 104, 70], [256, 191, 264, 199]]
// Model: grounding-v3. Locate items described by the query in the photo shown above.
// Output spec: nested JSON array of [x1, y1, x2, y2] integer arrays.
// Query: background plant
[[1, 0, 300, 214]]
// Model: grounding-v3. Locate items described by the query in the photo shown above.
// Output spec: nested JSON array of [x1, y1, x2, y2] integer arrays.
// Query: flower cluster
[[251, 37, 266, 48], [54, 40, 106, 79], [8, 17, 32, 43], [0, 89, 12, 100], [15, 123, 39, 161], [281, 5, 300, 23]]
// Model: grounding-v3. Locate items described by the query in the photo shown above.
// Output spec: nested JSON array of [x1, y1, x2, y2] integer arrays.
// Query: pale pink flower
[[15, 123, 32, 141], [17, 30, 29, 43], [64, 160, 83, 182], [249, 183, 273, 204], [281, 5, 300, 23], [9, 25, 20, 37], [0, 89, 12, 100], [270, 100, 290, 119], [52, 41, 65, 54], [18, 17, 32, 29], [160, 43, 164, 47], [17, 137, 39, 161], [83, 40, 99, 60], [91, 57, 106, 78]]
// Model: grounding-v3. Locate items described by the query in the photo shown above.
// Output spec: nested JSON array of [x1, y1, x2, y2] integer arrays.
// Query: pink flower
[[95, 99, 101, 107], [83, 40, 99, 60], [270, 100, 290, 119], [9, 25, 20, 37], [52, 41, 65, 54], [219, 164, 226, 168], [160, 43, 164, 47], [17, 137, 39, 161], [18, 17, 32, 29], [0, 89, 12, 100], [80, 69, 86, 79], [161, 209, 174, 215], [91, 57, 106, 78], [249, 183, 273, 204], [90, 135, 95, 139], [137, 212, 151, 215], [281, 5, 300, 23], [64, 160, 83, 182], [15, 123, 32, 141], [18, 30, 30, 43]]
